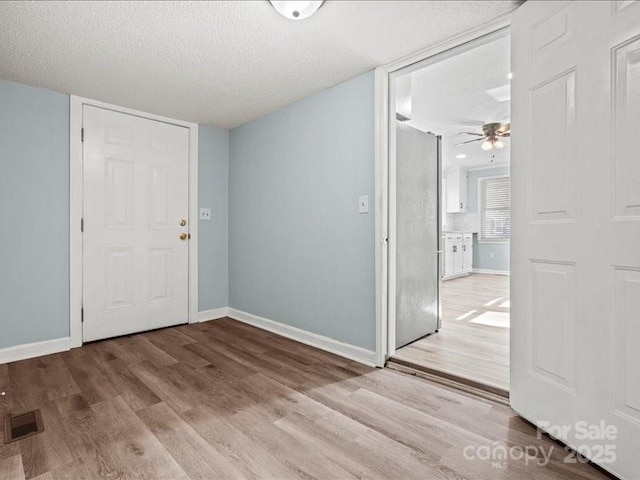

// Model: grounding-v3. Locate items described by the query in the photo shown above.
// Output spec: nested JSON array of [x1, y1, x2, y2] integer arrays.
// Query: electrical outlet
[[489, 252, 495, 259], [199, 208, 211, 220]]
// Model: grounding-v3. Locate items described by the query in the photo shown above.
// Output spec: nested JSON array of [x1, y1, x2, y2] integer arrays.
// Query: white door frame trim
[[374, 13, 512, 364], [69, 96, 199, 348]]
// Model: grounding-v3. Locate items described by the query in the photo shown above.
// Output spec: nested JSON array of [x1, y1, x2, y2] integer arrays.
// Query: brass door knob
[[180, 219, 187, 226], [179, 233, 188, 241]]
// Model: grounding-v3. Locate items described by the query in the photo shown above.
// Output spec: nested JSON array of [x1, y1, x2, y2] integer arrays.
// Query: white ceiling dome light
[[269, 1, 324, 20]]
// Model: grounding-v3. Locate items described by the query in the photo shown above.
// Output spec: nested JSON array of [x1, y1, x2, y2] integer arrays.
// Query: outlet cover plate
[[199, 208, 211, 220]]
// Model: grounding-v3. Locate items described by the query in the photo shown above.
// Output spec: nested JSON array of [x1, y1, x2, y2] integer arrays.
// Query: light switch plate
[[359, 195, 369, 214], [199, 208, 211, 220]]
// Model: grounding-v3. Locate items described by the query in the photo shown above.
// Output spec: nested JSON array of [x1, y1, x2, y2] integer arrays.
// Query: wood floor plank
[[127, 361, 203, 413], [100, 363, 163, 412], [0, 454, 24, 480], [137, 402, 245, 479], [231, 404, 359, 479], [0, 318, 610, 480], [0, 363, 12, 422], [181, 403, 301, 480], [274, 410, 405, 479], [19, 401, 74, 480], [88, 395, 187, 479], [61, 347, 122, 406], [7, 358, 51, 412], [52, 393, 118, 477]]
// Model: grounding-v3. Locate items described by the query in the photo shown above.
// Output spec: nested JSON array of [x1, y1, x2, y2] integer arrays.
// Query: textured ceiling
[[401, 33, 511, 169], [0, 1, 519, 129]]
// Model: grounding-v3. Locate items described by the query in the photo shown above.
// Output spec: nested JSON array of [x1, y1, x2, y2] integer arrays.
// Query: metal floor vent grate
[[4, 409, 44, 443]]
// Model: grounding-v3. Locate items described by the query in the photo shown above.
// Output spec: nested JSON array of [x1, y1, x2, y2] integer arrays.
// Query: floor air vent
[[4, 409, 44, 443]]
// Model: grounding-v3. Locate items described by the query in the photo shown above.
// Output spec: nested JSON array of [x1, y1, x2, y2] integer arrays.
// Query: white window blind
[[480, 176, 510, 242]]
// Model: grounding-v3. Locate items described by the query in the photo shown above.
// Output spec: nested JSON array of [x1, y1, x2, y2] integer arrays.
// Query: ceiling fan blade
[[455, 138, 485, 146], [496, 132, 511, 137], [458, 132, 485, 136]]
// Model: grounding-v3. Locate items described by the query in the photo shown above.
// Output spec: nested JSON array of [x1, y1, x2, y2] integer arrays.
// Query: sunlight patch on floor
[[470, 311, 510, 328], [484, 297, 504, 307], [455, 309, 477, 321]]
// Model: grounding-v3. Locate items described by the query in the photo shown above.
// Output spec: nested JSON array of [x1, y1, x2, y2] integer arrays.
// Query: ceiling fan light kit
[[481, 137, 505, 150], [458, 122, 510, 151]]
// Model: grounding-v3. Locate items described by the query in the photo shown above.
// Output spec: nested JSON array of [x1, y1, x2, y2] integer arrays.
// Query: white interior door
[[82, 105, 190, 342], [511, 2, 640, 478]]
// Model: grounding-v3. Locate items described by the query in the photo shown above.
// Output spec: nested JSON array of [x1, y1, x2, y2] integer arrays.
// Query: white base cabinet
[[442, 233, 473, 280]]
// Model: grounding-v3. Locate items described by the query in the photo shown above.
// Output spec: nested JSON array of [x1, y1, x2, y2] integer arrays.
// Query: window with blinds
[[479, 175, 510, 242]]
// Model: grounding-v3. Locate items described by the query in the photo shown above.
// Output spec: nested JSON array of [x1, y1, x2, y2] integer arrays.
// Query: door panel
[[105, 158, 134, 229], [82, 106, 190, 342], [149, 247, 173, 303], [511, 2, 640, 478], [149, 164, 172, 229], [530, 70, 576, 222], [395, 124, 440, 348], [105, 248, 134, 309], [530, 260, 576, 390], [613, 267, 640, 422], [613, 35, 640, 218]]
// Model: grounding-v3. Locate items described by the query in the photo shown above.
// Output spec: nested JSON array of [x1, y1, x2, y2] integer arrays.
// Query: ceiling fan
[[456, 122, 510, 150]]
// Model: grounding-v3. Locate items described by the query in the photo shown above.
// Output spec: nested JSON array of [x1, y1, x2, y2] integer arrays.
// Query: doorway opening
[[387, 29, 511, 398]]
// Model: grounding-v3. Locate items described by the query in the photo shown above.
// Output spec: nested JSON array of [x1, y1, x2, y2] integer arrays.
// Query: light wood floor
[[0, 318, 608, 480], [391, 273, 510, 394]]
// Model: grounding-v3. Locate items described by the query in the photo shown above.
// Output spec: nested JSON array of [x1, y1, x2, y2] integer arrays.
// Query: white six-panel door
[[511, 1, 640, 478], [82, 105, 190, 342]]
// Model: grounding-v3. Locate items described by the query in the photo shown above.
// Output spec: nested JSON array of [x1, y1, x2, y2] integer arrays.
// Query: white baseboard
[[0, 309, 376, 368], [198, 307, 229, 323], [442, 272, 470, 281], [226, 308, 378, 367], [0, 337, 71, 365], [473, 268, 510, 276]]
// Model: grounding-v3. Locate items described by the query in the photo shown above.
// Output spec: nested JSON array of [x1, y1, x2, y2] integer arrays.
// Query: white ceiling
[[0, 1, 520, 129], [400, 33, 511, 169]]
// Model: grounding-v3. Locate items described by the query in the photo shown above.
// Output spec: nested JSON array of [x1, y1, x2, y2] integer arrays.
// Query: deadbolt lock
[[180, 219, 187, 226]]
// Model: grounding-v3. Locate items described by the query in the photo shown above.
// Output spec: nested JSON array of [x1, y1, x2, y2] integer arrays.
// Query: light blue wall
[[467, 166, 510, 272], [0, 80, 70, 348], [229, 71, 376, 351], [198, 125, 229, 310]]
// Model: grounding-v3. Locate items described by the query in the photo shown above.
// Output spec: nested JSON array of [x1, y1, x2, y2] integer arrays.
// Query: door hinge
[[80, 218, 84, 232], [81, 128, 84, 142], [81, 308, 84, 323]]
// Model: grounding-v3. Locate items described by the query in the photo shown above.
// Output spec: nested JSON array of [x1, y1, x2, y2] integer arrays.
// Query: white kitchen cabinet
[[443, 233, 459, 278], [442, 232, 473, 280], [462, 233, 473, 273], [445, 167, 468, 213]]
